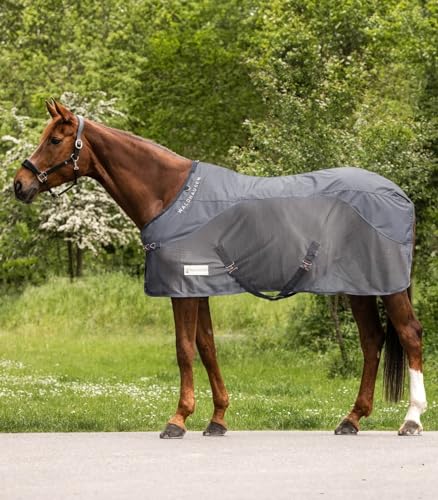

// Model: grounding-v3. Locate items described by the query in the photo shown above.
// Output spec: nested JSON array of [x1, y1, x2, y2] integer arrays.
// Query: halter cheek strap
[[21, 115, 85, 197]]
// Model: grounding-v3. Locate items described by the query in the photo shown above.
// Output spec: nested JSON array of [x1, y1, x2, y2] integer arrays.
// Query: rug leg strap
[[216, 241, 320, 301]]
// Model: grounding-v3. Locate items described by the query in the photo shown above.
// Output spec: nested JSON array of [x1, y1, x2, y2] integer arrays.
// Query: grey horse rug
[[140, 161, 414, 299]]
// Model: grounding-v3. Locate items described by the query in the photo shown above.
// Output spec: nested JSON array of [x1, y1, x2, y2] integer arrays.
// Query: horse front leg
[[335, 296, 385, 434], [160, 297, 199, 439], [196, 297, 229, 436], [382, 291, 427, 435]]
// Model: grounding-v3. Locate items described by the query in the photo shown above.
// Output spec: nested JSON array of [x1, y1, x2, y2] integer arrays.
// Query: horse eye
[[50, 137, 62, 145]]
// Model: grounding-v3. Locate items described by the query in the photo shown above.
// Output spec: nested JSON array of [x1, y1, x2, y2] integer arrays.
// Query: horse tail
[[383, 288, 409, 402]]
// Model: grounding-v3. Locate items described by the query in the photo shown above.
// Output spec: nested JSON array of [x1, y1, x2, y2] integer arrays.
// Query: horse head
[[14, 100, 87, 203]]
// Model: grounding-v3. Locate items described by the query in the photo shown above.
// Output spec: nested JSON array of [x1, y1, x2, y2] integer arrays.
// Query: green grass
[[0, 273, 437, 432]]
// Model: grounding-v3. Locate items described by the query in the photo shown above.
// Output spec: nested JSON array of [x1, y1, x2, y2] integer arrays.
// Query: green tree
[[0, 0, 264, 164]]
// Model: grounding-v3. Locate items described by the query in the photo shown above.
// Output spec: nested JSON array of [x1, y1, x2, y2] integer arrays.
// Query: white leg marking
[[404, 369, 427, 428]]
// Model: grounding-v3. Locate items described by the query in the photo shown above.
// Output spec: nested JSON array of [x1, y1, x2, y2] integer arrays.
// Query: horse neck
[[83, 121, 192, 229]]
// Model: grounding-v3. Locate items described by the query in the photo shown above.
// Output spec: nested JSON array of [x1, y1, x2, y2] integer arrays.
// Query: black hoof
[[160, 423, 186, 439], [203, 421, 227, 436], [334, 419, 358, 435], [398, 420, 422, 436]]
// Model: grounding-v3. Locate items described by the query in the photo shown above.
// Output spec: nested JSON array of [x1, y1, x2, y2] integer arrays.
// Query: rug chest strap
[[216, 241, 320, 301]]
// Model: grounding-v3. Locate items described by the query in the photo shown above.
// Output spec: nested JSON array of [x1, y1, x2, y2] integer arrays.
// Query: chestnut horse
[[14, 101, 427, 438]]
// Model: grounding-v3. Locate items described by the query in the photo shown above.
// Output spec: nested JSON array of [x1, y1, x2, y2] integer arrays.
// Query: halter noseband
[[21, 115, 85, 197]]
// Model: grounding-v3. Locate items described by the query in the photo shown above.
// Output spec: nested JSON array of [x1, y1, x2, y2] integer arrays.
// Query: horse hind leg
[[335, 295, 385, 435], [382, 290, 427, 435]]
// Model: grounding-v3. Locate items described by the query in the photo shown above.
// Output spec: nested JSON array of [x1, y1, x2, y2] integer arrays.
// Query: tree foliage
[[0, 0, 436, 340]]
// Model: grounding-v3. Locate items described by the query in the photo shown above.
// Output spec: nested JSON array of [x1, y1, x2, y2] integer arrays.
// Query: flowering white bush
[[0, 107, 38, 190], [39, 178, 137, 254]]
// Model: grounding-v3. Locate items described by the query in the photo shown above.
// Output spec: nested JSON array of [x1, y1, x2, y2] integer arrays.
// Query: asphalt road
[[1, 431, 437, 500]]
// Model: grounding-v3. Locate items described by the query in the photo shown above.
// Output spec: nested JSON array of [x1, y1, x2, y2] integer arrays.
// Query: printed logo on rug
[[178, 177, 202, 214]]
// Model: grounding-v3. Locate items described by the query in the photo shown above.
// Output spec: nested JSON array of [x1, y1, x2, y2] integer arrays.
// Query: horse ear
[[53, 101, 74, 123], [45, 99, 58, 119]]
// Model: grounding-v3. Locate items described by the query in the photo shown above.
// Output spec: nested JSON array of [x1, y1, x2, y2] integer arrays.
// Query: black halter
[[21, 115, 85, 197]]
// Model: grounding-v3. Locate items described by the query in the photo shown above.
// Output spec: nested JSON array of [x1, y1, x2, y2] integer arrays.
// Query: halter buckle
[[71, 153, 80, 170], [75, 139, 83, 150], [37, 171, 48, 183]]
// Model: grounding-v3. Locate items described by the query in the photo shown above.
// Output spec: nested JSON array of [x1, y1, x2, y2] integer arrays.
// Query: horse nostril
[[14, 180, 23, 194]]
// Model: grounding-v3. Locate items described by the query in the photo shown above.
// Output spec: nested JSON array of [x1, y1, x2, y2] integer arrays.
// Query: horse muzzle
[[14, 177, 39, 204]]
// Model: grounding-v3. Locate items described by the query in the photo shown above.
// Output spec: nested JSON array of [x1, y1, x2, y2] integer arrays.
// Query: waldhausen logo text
[[178, 177, 201, 214]]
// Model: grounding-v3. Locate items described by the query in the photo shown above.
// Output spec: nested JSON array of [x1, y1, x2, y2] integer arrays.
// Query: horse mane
[[95, 121, 187, 161]]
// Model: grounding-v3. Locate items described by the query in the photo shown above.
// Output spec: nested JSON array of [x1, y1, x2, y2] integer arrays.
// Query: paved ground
[[1, 431, 437, 499]]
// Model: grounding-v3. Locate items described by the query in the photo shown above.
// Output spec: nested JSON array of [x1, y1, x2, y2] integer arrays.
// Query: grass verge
[[0, 273, 437, 432]]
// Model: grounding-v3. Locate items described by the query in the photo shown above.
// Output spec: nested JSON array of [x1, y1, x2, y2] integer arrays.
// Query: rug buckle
[[301, 258, 313, 272], [225, 261, 238, 274], [144, 241, 160, 252]]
